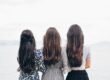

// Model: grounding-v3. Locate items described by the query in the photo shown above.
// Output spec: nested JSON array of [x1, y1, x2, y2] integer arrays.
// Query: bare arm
[[85, 47, 91, 69], [85, 57, 91, 69], [17, 57, 20, 72]]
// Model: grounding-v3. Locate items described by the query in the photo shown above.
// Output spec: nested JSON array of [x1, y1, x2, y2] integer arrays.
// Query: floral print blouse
[[19, 49, 45, 80]]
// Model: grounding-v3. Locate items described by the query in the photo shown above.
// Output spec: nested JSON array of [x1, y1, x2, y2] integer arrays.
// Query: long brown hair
[[43, 27, 61, 66], [66, 24, 84, 67]]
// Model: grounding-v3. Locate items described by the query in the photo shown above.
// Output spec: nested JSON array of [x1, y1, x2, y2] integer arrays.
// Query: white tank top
[[61, 46, 90, 71], [71, 47, 90, 70]]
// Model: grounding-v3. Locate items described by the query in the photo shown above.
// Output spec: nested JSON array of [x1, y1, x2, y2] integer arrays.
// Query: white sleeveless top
[[61, 46, 90, 71]]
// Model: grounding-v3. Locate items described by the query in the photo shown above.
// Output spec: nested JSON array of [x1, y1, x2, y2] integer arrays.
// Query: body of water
[[0, 42, 110, 80]]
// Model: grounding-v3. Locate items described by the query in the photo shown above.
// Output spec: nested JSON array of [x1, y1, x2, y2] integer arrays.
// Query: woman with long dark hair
[[18, 29, 45, 80], [66, 24, 91, 80], [41, 27, 64, 80]]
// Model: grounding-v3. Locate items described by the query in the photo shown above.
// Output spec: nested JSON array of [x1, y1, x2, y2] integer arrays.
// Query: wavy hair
[[43, 27, 61, 66], [66, 24, 84, 67], [18, 29, 36, 74]]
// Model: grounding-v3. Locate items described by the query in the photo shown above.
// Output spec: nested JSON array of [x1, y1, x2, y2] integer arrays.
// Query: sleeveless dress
[[19, 49, 46, 80], [41, 61, 64, 80]]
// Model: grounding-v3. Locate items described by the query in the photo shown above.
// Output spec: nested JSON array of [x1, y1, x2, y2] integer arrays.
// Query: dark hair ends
[[67, 24, 84, 67]]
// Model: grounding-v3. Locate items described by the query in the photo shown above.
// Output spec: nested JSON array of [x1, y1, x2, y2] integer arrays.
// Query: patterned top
[[19, 49, 46, 80]]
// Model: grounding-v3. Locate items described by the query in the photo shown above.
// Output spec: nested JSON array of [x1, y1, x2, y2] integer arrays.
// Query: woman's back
[[19, 50, 45, 80], [42, 27, 64, 80], [66, 24, 90, 80], [67, 46, 90, 70]]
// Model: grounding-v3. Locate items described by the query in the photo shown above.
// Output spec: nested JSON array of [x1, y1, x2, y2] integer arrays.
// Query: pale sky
[[0, 0, 110, 45]]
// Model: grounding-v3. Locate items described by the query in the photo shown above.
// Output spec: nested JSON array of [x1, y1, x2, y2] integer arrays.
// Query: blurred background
[[0, 0, 110, 80]]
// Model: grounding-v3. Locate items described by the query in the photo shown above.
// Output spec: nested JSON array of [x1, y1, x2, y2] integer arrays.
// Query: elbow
[[85, 65, 91, 69]]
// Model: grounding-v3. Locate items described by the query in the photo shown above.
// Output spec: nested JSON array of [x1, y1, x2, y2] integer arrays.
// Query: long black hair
[[66, 24, 84, 67], [43, 27, 61, 66], [18, 29, 36, 74]]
